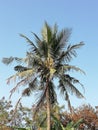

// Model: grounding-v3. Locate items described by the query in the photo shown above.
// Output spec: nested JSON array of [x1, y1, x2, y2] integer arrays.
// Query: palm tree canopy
[[2, 22, 85, 112]]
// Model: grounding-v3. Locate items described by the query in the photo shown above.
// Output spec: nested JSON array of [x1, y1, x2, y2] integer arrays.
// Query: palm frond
[[16, 69, 34, 79], [2, 57, 23, 65], [25, 52, 38, 67], [52, 23, 58, 35], [37, 41, 48, 58], [49, 81, 57, 104], [22, 78, 38, 97], [57, 42, 84, 62], [20, 34, 39, 54], [31, 32, 47, 57], [55, 28, 72, 52], [50, 29, 71, 60], [58, 79, 68, 99], [58, 75, 84, 112], [63, 64, 85, 75], [62, 76, 84, 98], [64, 74, 85, 92], [24, 52, 46, 71], [9, 76, 38, 99], [58, 80, 72, 112], [41, 21, 52, 43], [6, 69, 35, 86], [33, 87, 47, 118], [9, 77, 31, 98], [65, 91, 72, 113], [14, 65, 29, 72], [31, 32, 41, 43], [7, 75, 17, 85]]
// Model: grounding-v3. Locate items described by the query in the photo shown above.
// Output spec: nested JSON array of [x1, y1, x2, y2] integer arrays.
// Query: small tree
[[0, 97, 32, 129], [71, 104, 98, 129], [61, 104, 98, 130], [0, 97, 12, 127]]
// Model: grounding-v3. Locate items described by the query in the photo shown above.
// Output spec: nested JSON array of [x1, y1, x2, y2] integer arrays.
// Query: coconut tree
[[2, 22, 85, 130]]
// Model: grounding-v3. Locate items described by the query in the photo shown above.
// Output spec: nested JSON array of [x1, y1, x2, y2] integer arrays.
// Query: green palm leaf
[[57, 42, 84, 62], [2, 57, 23, 65]]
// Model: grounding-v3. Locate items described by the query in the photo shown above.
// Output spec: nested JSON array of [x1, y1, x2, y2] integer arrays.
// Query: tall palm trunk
[[46, 78, 51, 130]]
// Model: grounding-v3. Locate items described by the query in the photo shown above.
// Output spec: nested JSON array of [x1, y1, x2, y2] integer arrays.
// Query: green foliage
[[0, 97, 32, 129], [0, 97, 12, 126], [57, 117, 82, 130], [60, 118, 83, 130]]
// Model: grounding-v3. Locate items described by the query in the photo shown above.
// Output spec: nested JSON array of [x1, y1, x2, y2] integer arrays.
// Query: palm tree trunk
[[46, 78, 51, 130]]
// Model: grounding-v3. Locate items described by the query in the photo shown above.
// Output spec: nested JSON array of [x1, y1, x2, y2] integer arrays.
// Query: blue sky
[[0, 0, 98, 109]]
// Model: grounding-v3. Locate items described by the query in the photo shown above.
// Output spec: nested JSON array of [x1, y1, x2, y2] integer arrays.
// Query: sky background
[[0, 0, 98, 109]]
